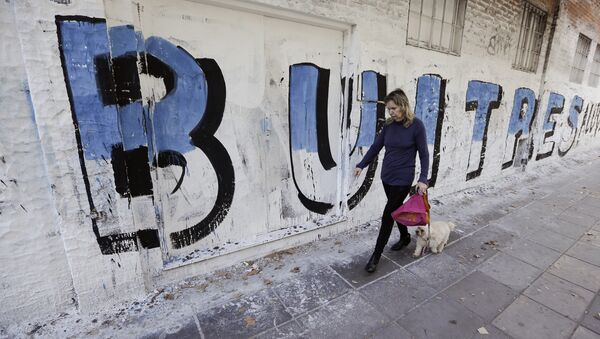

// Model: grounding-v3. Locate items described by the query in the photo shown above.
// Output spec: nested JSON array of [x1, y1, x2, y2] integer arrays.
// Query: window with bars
[[406, 0, 467, 55], [570, 34, 592, 84], [588, 44, 600, 87], [513, 2, 546, 73]]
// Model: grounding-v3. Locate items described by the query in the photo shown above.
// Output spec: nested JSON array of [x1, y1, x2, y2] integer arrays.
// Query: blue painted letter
[[536, 92, 564, 161], [502, 88, 536, 169], [465, 80, 502, 180]]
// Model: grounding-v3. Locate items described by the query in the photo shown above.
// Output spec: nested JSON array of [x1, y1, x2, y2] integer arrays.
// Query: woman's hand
[[416, 182, 428, 195], [353, 167, 362, 177]]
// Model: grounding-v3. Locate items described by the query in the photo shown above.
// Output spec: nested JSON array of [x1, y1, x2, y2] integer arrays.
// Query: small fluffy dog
[[413, 221, 456, 258]]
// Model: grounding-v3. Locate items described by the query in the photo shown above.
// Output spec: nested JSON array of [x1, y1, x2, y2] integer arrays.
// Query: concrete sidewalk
[[4, 150, 600, 339], [194, 157, 600, 339]]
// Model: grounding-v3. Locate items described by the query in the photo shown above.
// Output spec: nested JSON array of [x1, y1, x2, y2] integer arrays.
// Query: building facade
[[1, 0, 600, 322]]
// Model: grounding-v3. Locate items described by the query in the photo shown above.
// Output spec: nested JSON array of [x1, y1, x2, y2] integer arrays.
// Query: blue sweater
[[356, 118, 429, 186]]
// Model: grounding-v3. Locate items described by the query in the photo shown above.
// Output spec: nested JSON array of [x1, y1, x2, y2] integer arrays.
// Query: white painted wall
[[0, 0, 75, 323], [1, 0, 599, 324]]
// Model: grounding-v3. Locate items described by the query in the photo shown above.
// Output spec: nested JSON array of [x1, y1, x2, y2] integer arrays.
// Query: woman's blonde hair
[[384, 88, 415, 128]]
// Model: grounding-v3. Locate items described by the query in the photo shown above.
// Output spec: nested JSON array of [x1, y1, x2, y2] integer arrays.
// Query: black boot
[[365, 253, 380, 273], [391, 235, 411, 251]]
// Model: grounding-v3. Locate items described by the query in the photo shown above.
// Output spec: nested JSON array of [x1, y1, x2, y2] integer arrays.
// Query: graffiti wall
[[2, 0, 600, 322]]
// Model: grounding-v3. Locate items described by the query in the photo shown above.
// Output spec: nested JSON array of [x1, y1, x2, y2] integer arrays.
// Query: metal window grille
[[588, 44, 600, 87], [406, 0, 467, 55], [513, 2, 546, 73], [570, 34, 591, 84]]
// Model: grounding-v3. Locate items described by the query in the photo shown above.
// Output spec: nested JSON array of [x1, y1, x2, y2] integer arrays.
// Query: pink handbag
[[391, 192, 430, 226]]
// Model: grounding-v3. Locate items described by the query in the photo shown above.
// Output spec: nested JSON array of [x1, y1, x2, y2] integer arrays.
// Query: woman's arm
[[355, 126, 386, 170]]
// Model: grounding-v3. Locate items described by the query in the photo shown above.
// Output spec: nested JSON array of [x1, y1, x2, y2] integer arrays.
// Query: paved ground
[[4, 149, 600, 339]]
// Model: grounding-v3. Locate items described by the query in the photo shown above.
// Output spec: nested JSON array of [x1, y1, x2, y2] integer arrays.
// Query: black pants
[[373, 183, 411, 257]]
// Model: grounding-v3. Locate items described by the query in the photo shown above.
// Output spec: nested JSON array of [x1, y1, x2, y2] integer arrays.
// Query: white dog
[[413, 221, 456, 258]]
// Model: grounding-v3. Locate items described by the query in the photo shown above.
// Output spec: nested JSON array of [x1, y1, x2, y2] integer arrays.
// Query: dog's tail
[[448, 222, 456, 231]]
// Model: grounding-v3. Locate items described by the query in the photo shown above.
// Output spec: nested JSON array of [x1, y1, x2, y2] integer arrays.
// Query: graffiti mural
[[502, 88, 537, 169], [55, 15, 600, 261], [558, 95, 583, 157], [56, 16, 158, 254], [288, 63, 336, 214], [414, 74, 446, 187], [56, 16, 234, 253], [536, 92, 564, 161], [465, 80, 502, 180], [288, 66, 386, 214], [347, 71, 386, 210], [577, 102, 600, 142]]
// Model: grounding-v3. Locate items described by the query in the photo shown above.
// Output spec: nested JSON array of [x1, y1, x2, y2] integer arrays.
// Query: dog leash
[[422, 191, 431, 256], [419, 222, 431, 256], [426, 222, 431, 255]]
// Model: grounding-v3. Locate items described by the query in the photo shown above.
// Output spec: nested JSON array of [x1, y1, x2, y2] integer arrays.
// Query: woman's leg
[[373, 184, 411, 257], [366, 184, 411, 272], [391, 194, 412, 251], [397, 221, 409, 239]]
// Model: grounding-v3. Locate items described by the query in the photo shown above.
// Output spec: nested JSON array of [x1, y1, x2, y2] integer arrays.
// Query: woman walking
[[354, 88, 429, 273]]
